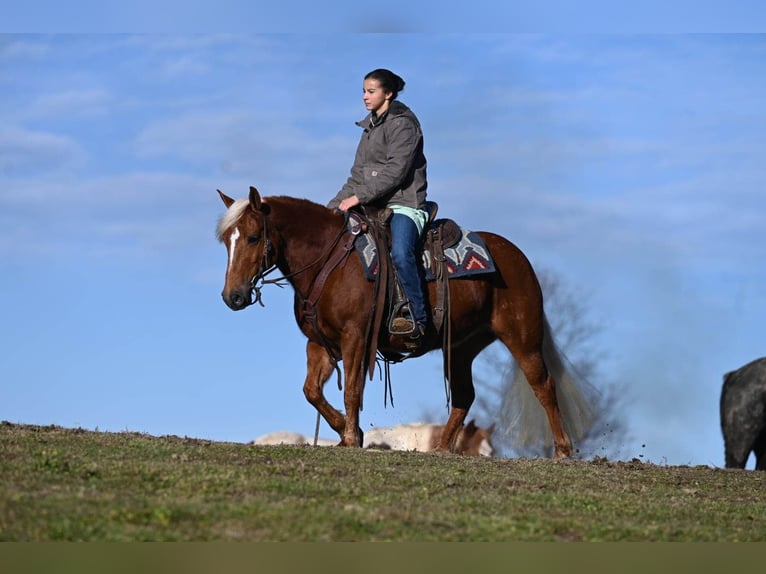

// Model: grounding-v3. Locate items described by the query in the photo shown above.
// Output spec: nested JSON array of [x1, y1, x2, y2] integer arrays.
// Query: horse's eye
[[247, 235, 261, 245]]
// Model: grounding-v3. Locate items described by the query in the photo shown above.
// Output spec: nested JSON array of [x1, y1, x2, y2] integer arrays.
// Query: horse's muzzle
[[222, 289, 252, 311]]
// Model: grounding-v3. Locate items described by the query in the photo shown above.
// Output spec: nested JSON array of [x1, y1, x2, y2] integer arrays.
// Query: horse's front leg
[[435, 347, 477, 453], [302, 340, 346, 441], [437, 409, 469, 453], [340, 334, 367, 447]]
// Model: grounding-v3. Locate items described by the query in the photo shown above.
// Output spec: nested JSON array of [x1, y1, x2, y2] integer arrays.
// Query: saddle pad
[[353, 225, 496, 282]]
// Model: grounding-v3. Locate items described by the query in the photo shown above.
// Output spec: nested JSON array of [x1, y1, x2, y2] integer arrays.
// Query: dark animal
[[721, 357, 766, 470], [216, 186, 596, 457]]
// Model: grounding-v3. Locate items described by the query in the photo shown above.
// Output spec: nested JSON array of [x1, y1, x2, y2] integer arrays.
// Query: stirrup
[[390, 316, 417, 335], [403, 323, 426, 351], [388, 301, 416, 335]]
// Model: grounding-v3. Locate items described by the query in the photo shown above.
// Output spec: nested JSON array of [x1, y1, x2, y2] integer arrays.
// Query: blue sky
[[2, 31, 766, 468]]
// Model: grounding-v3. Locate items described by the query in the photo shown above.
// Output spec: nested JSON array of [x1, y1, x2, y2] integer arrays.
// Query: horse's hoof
[[340, 429, 364, 448]]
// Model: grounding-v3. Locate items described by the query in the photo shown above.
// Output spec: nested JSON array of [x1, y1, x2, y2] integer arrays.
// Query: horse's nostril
[[226, 290, 253, 310]]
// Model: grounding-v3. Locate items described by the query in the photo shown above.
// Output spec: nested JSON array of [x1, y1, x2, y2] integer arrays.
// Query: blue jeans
[[389, 213, 427, 327]]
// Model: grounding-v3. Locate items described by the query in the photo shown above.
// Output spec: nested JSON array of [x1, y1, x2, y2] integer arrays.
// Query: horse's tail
[[500, 314, 599, 457]]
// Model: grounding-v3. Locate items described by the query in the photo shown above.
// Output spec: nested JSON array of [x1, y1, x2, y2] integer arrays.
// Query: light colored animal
[[252, 430, 336, 447], [252, 420, 495, 457]]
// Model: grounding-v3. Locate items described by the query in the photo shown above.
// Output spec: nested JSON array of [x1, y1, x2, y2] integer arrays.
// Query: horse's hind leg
[[516, 349, 572, 458], [487, 260, 573, 458], [493, 317, 572, 458], [302, 340, 346, 442]]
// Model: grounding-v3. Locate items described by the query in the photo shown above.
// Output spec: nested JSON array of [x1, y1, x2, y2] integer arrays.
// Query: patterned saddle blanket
[[352, 221, 496, 282]]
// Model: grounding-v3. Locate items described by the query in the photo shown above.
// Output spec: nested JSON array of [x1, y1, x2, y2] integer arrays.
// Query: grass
[[2, 421, 765, 541]]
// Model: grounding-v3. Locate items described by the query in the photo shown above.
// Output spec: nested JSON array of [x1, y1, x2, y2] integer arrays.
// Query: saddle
[[350, 201, 459, 368]]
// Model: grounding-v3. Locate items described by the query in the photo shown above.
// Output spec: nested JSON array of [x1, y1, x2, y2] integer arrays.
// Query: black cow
[[720, 357, 766, 470]]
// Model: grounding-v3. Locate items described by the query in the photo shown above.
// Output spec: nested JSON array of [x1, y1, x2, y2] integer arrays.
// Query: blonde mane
[[215, 198, 250, 242]]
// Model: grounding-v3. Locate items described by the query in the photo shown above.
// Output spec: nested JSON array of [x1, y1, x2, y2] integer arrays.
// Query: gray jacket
[[327, 100, 428, 211]]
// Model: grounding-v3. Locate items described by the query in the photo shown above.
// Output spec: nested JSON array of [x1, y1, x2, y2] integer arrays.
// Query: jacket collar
[[357, 100, 409, 129]]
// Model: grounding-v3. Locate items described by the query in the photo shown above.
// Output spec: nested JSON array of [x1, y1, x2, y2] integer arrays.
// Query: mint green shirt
[[390, 205, 429, 235]]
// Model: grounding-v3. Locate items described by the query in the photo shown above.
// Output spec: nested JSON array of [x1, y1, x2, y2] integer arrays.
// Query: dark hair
[[364, 68, 405, 100]]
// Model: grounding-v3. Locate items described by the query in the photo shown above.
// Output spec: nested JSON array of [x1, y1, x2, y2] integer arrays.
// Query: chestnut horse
[[216, 186, 595, 458]]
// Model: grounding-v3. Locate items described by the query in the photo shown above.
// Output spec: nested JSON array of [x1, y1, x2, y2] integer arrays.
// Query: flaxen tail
[[501, 314, 599, 458]]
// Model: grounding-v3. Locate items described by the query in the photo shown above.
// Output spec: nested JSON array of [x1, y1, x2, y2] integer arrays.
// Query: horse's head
[[216, 186, 273, 311], [458, 420, 496, 457]]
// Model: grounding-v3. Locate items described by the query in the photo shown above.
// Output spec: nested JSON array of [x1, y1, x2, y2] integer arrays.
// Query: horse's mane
[[216, 198, 249, 241], [216, 195, 333, 242]]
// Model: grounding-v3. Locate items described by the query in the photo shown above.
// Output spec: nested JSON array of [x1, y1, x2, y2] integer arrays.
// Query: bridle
[[246, 208, 278, 307], [241, 205, 355, 407], [243, 206, 349, 308]]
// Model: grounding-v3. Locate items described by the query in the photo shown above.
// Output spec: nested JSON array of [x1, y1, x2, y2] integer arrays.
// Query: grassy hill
[[1, 421, 764, 542]]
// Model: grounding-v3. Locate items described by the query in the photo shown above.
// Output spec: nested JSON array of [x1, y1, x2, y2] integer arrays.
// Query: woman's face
[[362, 78, 392, 116]]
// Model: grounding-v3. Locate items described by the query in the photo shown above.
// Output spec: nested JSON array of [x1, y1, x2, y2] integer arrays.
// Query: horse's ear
[[217, 189, 235, 208], [249, 186, 262, 211], [487, 423, 495, 435], [465, 419, 477, 431]]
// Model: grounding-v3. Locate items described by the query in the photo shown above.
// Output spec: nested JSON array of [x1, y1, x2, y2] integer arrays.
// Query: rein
[[247, 211, 348, 308], [245, 208, 353, 394], [240, 205, 433, 414]]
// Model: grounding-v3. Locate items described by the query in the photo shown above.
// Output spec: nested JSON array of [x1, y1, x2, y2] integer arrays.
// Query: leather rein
[[246, 209, 348, 309], [244, 209, 357, 389]]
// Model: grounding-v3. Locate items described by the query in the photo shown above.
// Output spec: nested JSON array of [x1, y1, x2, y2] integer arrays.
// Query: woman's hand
[[338, 195, 361, 212]]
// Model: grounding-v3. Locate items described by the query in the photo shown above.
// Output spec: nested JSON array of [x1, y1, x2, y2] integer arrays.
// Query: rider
[[327, 68, 429, 347]]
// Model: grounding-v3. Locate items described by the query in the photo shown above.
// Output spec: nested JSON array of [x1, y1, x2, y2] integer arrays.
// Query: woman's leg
[[389, 212, 427, 330]]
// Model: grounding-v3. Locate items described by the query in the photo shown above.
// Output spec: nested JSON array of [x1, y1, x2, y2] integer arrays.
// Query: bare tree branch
[[471, 268, 630, 460]]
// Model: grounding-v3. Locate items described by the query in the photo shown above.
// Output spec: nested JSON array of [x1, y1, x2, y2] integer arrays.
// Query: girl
[[327, 68, 429, 347]]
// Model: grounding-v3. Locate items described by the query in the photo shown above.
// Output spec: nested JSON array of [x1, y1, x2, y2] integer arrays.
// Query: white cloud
[[0, 38, 49, 61], [161, 55, 210, 77], [26, 89, 111, 119], [132, 109, 352, 186], [0, 126, 86, 176], [0, 170, 230, 261]]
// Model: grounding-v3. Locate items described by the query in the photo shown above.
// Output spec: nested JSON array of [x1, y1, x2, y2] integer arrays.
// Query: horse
[[252, 420, 495, 457], [216, 186, 596, 458], [365, 420, 495, 456], [721, 357, 766, 470], [252, 431, 337, 447]]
